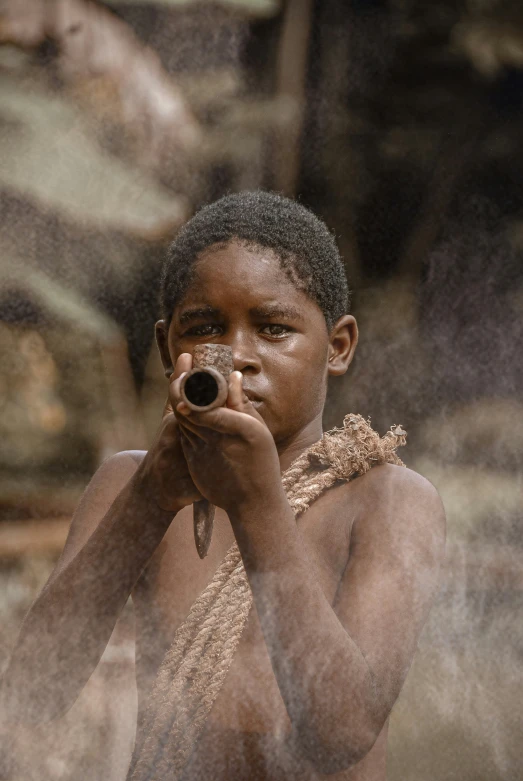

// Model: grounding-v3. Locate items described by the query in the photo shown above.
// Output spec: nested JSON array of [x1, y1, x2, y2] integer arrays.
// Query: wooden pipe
[[179, 344, 234, 559]]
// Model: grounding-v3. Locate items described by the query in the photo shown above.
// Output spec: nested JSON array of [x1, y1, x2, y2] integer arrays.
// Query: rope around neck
[[127, 414, 406, 781]]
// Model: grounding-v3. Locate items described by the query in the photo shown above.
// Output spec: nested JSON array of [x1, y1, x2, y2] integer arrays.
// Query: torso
[[129, 452, 389, 780]]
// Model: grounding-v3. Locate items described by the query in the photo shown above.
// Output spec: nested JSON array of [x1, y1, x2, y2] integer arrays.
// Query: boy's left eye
[[261, 324, 291, 338]]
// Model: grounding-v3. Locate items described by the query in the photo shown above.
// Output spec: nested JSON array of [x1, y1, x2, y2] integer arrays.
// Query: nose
[[226, 330, 262, 374]]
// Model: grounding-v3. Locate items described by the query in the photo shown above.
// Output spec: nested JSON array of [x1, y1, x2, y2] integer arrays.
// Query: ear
[[327, 315, 358, 376], [155, 320, 174, 376]]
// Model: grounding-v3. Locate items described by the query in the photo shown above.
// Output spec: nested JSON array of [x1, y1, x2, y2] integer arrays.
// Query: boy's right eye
[[185, 324, 221, 337]]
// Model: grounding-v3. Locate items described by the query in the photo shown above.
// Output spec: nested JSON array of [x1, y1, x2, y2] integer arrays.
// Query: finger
[[225, 371, 266, 425], [177, 404, 261, 438], [170, 352, 193, 382], [226, 371, 248, 410], [169, 354, 196, 406], [163, 353, 192, 419], [175, 410, 210, 442], [169, 371, 187, 409]]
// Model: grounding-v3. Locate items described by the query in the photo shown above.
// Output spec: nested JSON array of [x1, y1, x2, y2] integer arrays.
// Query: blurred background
[[0, 0, 522, 779]]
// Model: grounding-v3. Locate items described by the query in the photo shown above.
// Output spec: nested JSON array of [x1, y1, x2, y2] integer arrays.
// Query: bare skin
[[0, 241, 446, 780]]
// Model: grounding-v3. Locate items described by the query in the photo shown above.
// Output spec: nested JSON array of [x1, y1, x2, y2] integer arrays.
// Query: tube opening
[[184, 372, 219, 407]]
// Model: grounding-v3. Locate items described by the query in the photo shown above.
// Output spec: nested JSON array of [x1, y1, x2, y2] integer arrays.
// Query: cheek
[[270, 351, 328, 413], [291, 342, 329, 383]]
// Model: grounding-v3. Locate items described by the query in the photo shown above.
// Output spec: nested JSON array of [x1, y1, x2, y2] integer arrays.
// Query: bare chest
[[132, 483, 354, 734]]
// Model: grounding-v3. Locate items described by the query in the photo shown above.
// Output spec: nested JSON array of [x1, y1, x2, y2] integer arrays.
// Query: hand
[[135, 353, 204, 513], [172, 371, 284, 516]]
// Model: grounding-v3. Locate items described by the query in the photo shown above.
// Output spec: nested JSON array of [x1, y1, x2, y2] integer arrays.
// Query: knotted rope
[[127, 414, 406, 781]]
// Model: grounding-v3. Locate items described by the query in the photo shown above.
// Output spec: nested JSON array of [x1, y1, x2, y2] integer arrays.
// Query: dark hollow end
[[184, 371, 219, 407]]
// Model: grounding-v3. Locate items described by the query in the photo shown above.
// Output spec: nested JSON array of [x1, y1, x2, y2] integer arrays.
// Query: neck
[[276, 412, 324, 473]]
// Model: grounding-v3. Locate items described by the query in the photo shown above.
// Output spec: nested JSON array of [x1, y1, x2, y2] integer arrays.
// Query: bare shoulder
[[71, 449, 146, 514], [358, 461, 444, 510], [327, 463, 446, 569], [125, 449, 148, 466], [334, 461, 444, 517], [348, 462, 446, 563], [47, 449, 148, 584], [81, 449, 146, 501]]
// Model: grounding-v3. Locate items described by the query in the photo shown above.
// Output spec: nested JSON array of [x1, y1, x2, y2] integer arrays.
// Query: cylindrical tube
[[180, 344, 234, 559], [180, 344, 234, 412]]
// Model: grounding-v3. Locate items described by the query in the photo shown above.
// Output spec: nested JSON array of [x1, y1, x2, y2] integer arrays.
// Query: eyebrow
[[250, 304, 304, 321], [178, 306, 219, 325], [178, 303, 304, 325]]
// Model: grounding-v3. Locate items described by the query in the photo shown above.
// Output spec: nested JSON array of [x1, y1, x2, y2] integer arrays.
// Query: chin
[[259, 405, 312, 444], [270, 422, 301, 446]]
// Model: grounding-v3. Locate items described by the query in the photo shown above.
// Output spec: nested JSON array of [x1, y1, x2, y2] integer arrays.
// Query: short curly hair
[[160, 190, 350, 331]]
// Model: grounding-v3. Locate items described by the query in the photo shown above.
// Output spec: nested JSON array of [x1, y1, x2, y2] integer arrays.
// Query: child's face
[[159, 241, 356, 444]]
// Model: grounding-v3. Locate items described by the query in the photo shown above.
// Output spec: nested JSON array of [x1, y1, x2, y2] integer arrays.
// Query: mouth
[[243, 389, 263, 404]]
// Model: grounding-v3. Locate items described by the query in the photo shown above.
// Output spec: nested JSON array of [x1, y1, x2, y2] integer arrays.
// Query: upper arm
[[46, 450, 144, 587], [333, 464, 446, 731]]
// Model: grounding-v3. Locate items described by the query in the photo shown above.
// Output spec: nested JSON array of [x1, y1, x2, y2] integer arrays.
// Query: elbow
[[316, 733, 379, 775], [292, 721, 380, 775]]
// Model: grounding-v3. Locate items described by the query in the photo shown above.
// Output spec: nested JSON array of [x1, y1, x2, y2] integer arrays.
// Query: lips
[[242, 389, 263, 402]]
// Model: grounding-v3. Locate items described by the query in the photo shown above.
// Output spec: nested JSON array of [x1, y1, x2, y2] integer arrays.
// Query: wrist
[[226, 487, 298, 573], [227, 484, 289, 527]]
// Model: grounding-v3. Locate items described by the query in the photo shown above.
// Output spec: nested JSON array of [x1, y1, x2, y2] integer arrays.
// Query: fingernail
[[180, 372, 187, 380]]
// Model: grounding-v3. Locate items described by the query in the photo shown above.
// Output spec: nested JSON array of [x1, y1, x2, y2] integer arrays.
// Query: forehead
[[178, 241, 314, 311]]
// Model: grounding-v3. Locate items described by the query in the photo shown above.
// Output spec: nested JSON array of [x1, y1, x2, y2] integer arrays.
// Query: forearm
[[1, 470, 174, 725], [229, 493, 378, 769]]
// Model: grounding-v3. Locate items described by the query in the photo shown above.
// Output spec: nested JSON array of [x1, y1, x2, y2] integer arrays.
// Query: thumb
[[226, 371, 265, 425], [226, 371, 248, 410]]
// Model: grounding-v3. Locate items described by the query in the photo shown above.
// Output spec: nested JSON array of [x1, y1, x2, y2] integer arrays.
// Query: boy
[[1, 191, 445, 780]]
